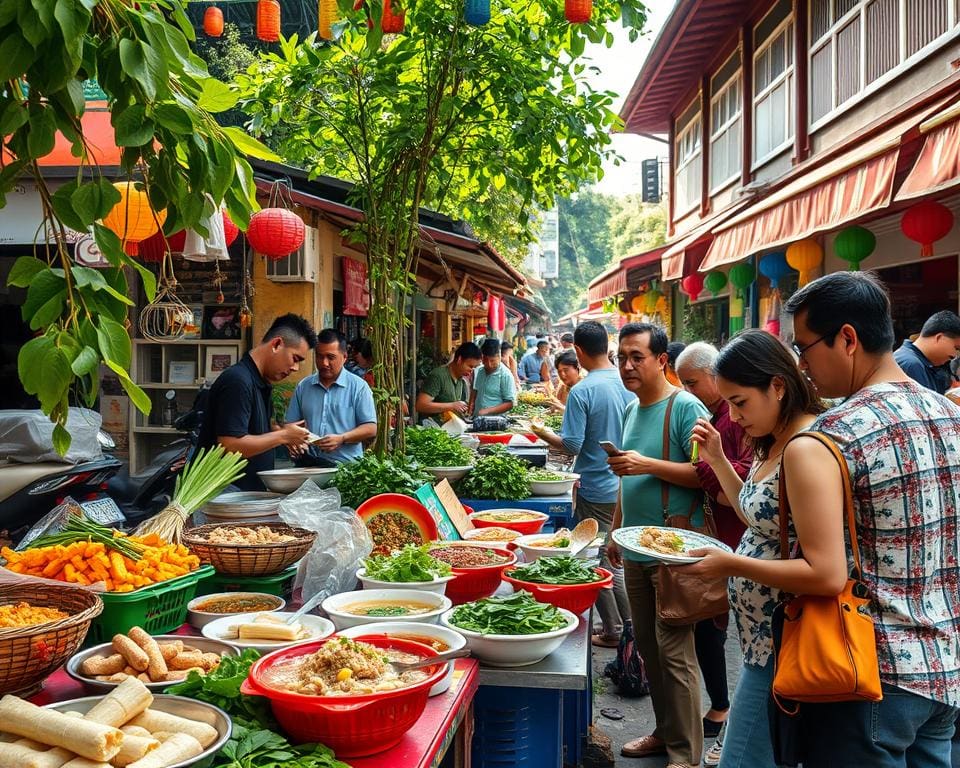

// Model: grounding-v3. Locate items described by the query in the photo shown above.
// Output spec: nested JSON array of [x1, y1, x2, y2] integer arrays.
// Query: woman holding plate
[[687, 330, 823, 767]]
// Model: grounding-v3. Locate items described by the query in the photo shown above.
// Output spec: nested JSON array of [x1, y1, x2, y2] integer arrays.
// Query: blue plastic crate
[[471, 686, 563, 767]]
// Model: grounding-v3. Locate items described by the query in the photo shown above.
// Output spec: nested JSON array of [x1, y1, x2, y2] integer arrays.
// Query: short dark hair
[[536, 339, 549, 348], [501, 341, 514, 351], [262, 313, 317, 349], [453, 342, 482, 361], [536, 332, 545, 339], [573, 321, 608, 357], [715, 330, 824, 460], [355, 338, 373, 359], [316, 328, 347, 352], [920, 310, 960, 338], [480, 338, 501, 357], [555, 350, 579, 370], [666, 341, 686, 370], [619, 322, 668, 356], [560, 332, 574, 343], [784, 271, 894, 354]]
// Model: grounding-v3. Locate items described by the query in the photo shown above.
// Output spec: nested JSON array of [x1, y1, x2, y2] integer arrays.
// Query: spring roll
[[61, 760, 111, 768], [125, 734, 202, 768], [165, 651, 204, 671], [128, 709, 217, 749], [84, 678, 153, 728], [111, 636, 148, 673], [80, 655, 126, 677], [157, 642, 182, 663], [119, 726, 151, 738], [127, 628, 167, 682], [0, 696, 122, 761], [0, 739, 73, 768], [108, 734, 159, 768]]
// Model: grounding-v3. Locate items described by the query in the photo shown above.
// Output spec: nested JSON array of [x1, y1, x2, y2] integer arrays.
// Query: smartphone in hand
[[598, 440, 624, 457]]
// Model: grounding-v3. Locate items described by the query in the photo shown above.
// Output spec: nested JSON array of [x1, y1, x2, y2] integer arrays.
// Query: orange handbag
[[771, 431, 883, 712]]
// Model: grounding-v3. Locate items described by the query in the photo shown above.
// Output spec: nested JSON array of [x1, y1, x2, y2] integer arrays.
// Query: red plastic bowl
[[475, 432, 513, 444], [502, 567, 613, 615], [241, 636, 446, 757], [469, 510, 548, 535], [429, 545, 517, 605]]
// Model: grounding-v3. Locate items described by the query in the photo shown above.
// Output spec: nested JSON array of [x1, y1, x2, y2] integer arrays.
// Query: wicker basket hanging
[[139, 280, 196, 342]]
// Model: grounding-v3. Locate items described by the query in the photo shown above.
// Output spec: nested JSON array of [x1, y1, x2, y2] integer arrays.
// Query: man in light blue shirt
[[285, 329, 377, 465], [519, 339, 549, 383], [470, 338, 516, 418]]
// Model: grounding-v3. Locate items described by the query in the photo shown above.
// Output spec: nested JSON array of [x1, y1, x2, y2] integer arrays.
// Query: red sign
[[343, 257, 370, 316]]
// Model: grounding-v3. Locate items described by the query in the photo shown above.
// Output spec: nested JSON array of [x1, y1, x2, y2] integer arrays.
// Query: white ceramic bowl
[[257, 467, 338, 493], [187, 592, 287, 630], [356, 568, 455, 595], [422, 465, 473, 483], [513, 533, 601, 563], [201, 611, 335, 653], [322, 588, 452, 630], [440, 606, 578, 666], [338, 621, 467, 696], [527, 472, 579, 496]]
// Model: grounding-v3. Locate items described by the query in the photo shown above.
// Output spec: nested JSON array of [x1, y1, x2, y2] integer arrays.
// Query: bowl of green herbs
[[405, 427, 475, 482], [527, 468, 579, 496], [441, 591, 577, 666], [502, 557, 612, 616], [357, 544, 456, 595]]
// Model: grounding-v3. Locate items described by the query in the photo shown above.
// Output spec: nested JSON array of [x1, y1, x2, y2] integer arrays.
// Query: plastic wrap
[[0, 408, 103, 464], [278, 481, 372, 608]]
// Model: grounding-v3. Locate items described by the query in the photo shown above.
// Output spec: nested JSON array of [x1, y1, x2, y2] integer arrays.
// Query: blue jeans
[[719, 658, 777, 768], [800, 683, 958, 767]]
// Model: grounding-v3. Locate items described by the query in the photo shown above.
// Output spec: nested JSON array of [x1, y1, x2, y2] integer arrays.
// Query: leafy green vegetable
[[448, 590, 570, 634], [509, 556, 602, 584], [404, 427, 474, 468], [527, 469, 565, 481], [364, 544, 452, 582], [456, 446, 531, 500], [213, 724, 351, 768], [332, 454, 431, 510]]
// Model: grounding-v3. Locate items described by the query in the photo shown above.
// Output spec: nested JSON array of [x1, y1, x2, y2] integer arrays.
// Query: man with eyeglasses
[[605, 322, 710, 767]]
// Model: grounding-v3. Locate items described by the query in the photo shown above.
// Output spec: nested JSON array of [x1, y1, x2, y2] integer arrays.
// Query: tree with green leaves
[[0, 0, 278, 453], [608, 194, 666, 256], [237, 0, 647, 454]]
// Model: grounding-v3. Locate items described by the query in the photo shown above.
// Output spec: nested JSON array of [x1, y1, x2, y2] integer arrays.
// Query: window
[[710, 72, 742, 191], [753, 13, 795, 166], [809, 0, 958, 126], [674, 100, 702, 216]]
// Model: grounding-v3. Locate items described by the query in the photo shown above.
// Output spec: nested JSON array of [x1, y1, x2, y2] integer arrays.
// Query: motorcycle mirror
[[97, 430, 116, 451]]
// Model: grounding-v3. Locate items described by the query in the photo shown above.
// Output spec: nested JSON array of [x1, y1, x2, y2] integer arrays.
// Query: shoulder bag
[[771, 431, 882, 712], [655, 391, 730, 626]]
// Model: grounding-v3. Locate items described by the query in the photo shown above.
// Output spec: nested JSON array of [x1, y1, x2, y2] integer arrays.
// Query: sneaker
[[702, 721, 725, 767]]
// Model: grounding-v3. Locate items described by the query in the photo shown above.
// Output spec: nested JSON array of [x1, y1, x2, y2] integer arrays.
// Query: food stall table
[[459, 494, 574, 531], [470, 613, 591, 768]]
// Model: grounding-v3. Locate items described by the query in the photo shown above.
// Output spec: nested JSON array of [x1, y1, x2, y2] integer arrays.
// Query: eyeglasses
[[616, 353, 649, 367], [791, 332, 833, 359]]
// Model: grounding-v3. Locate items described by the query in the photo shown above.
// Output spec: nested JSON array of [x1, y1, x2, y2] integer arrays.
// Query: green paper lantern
[[729, 263, 755, 292], [704, 271, 727, 296], [644, 289, 662, 313], [834, 226, 876, 271]]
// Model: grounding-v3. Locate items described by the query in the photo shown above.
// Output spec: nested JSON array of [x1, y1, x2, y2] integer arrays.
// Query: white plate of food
[[612, 525, 732, 564], [201, 611, 335, 653]]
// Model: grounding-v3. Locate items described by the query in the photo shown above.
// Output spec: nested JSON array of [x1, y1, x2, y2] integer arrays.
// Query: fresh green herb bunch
[[333, 453, 431, 510], [527, 468, 565, 481], [28, 514, 143, 560], [404, 427, 474, 468], [364, 544, 452, 582], [456, 446, 531, 500], [509, 556, 602, 584], [448, 590, 569, 634]]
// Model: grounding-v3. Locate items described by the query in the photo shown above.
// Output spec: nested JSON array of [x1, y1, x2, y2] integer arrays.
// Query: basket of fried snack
[[182, 523, 317, 577], [0, 582, 103, 696]]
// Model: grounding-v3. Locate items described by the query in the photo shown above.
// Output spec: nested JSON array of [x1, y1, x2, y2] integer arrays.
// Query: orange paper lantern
[[101, 182, 165, 257], [785, 239, 823, 287], [203, 6, 224, 36], [256, 0, 281, 42], [319, 0, 338, 38], [565, 0, 591, 23], [630, 294, 644, 313], [382, 0, 404, 33]]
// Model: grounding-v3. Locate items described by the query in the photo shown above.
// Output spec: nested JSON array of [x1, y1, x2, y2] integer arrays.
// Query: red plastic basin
[[501, 567, 613, 615], [241, 636, 446, 757], [430, 545, 517, 605], [475, 432, 513, 444]]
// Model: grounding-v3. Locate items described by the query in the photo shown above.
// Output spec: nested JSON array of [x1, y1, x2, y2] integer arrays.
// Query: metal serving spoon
[[388, 647, 472, 673]]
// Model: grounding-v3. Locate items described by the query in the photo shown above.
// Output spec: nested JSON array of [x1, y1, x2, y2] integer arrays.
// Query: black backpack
[[603, 620, 650, 697]]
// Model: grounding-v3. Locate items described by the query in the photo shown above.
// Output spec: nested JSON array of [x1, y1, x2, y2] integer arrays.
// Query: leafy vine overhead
[[0, 0, 278, 454], [237, 0, 648, 454]]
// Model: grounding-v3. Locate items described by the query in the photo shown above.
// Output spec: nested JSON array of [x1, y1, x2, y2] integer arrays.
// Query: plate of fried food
[[612, 525, 732, 564]]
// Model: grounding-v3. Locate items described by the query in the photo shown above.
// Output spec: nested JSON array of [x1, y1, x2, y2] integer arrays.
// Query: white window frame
[[808, 0, 960, 132], [709, 66, 743, 194], [752, 15, 795, 169], [673, 97, 703, 219]]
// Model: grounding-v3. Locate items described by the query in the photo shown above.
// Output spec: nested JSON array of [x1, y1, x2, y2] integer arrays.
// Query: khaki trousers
[[624, 559, 703, 766]]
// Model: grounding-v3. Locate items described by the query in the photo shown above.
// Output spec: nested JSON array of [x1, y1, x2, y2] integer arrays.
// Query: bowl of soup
[[187, 592, 286, 629], [338, 621, 467, 696], [468, 509, 549, 535], [321, 589, 452, 630]]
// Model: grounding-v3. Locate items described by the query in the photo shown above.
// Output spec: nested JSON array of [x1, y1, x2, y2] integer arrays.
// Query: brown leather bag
[[655, 391, 730, 626]]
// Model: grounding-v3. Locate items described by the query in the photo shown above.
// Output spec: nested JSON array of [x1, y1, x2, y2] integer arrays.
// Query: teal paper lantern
[[464, 0, 490, 25]]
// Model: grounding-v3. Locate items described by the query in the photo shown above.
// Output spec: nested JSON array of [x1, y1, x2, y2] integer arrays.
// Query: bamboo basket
[[182, 523, 317, 577], [0, 583, 103, 696]]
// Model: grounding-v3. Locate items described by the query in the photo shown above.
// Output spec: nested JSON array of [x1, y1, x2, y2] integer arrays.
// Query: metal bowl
[[44, 694, 232, 768], [66, 635, 238, 695], [257, 468, 338, 493]]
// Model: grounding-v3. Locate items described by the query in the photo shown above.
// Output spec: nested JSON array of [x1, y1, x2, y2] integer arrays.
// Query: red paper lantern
[[901, 200, 954, 258], [203, 6, 224, 36], [222, 210, 239, 247], [247, 208, 305, 259], [138, 229, 168, 263], [166, 229, 186, 253], [681, 273, 704, 302], [382, 0, 404, 33], [565, 0, 591, 23], [498, 294, 506, 330], [256, 0, 281, 42]]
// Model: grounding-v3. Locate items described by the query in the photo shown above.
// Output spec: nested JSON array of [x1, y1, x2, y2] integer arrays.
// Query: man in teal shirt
[[469, 338, 516, 418], [606, 322, 709, 767]]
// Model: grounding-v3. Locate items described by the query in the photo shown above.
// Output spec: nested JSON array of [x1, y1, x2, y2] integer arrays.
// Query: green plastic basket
[[195, 564, 298, 599], [86, 565, 215, 645]]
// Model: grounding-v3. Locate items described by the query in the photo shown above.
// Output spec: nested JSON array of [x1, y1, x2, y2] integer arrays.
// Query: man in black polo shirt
[[197, 313, 318, 490], [894, 310, 960, 395]]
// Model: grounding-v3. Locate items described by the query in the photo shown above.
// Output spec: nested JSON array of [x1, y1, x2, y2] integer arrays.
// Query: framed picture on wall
[[202, 305, 241, 339], [205, 346, 237, 381]]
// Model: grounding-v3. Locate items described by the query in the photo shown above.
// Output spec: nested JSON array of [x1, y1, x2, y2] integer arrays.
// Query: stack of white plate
[[202, 491, 284, 522]]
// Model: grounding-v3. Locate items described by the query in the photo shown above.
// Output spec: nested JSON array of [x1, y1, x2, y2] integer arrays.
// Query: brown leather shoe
[[620, 735, 666, 758]]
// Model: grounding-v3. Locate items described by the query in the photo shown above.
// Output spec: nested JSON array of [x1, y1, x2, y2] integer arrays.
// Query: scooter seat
[[0, 462, 73, 504]]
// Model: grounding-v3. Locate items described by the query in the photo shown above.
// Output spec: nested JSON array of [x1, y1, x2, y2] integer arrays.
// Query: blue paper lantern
[[464, 0, 490, 25], [758, 252, 794, 291]]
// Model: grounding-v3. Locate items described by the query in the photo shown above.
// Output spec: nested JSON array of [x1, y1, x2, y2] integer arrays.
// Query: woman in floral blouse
[[690, 330, 823, 767]]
